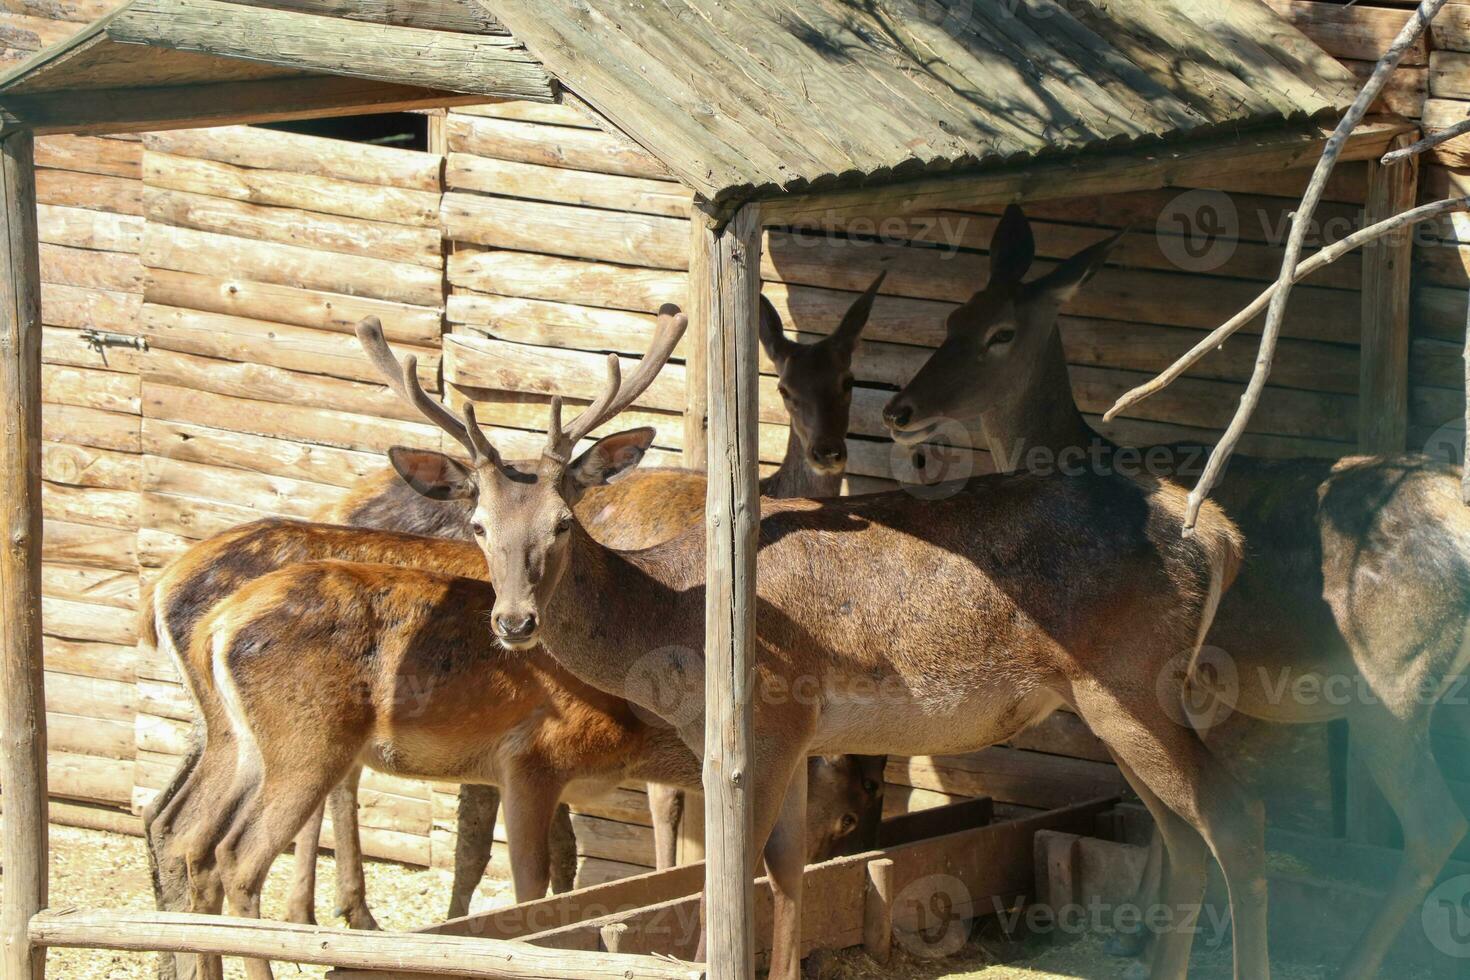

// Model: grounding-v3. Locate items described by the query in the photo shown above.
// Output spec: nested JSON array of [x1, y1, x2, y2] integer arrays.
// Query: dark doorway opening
[[257, 112, 428, 151]]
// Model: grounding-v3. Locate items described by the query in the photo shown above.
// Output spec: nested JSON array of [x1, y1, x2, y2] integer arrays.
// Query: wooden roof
[[483, 0, 1360, 203], [0, 0, 1360, 204]]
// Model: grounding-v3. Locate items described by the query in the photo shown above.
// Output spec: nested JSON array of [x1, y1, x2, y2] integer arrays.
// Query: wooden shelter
[[0, 0, 1423, 977]]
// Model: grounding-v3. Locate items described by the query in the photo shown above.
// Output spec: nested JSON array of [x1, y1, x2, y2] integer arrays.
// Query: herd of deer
[[137, 207, 1470, 980]]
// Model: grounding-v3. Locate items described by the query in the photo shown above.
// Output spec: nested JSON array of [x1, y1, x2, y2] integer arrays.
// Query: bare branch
[[1382, 116, 1470, 165], [1177, 0, 1447, 532], [1104, 196, 1470, 422]]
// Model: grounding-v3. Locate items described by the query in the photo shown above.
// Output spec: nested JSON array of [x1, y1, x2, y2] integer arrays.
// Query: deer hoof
[[801, 948, 831, 980]]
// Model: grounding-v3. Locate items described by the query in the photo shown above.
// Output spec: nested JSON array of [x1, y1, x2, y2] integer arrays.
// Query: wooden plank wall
[[131, 123, 452, 868]]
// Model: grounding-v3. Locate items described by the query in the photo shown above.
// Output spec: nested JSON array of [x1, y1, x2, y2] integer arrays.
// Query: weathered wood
[[445, 113, 670, 179], [30, 910, 705, 979], [0, 127, 46, 980], [36, 203, 141, 252], [1359, 132, 1418, 454], [1263, 0, 1429, 65], [106, 0, 553, 99], [684, 209, 710, 470], [446, 154, 691, 218], [227, 0, 508, 36], [39, 243, 142, 293], [702, 202, 762, 980], [140, 418, 383, 490], [145, 125, 443, 191], [143, 149, 442, 227], [3, 74, 493, 137], [442, 192, 689, 270], [861, 859, 894, 966], [144, 268, 443, 346], [35, 168, 143, 216], [451, 101, 595, 128], [144, 188, 443, 268], [34, 134, 139, 179], [761, 119, 1412, 226]]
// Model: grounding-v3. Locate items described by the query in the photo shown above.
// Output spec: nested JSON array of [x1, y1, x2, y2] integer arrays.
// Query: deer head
[[357, 307, 687, 649], [881, 206, 1119, 446], [760, 272, 885, 475]]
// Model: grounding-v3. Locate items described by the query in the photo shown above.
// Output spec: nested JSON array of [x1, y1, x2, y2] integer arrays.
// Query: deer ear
[[829, 270, 885, 352], [758, 295, 798, 363], [1025, 228, 1122, 307], [989, 205, 1035, 286], [388, 447, 477, 501], [567, 427, 655, 488]]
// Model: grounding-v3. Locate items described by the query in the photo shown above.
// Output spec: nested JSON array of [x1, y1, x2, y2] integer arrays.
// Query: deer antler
[[546, 304, 688, 459], [356, 317, 499, 466]]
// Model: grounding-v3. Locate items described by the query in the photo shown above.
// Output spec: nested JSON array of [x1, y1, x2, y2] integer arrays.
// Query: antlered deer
[[292, 278, 888, 925], [881, 204, 1470, 980], [370, 300, 1267, 980]]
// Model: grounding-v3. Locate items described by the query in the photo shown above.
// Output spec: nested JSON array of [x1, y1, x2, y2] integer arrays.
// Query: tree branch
[[1382, 116, 1470, 165]]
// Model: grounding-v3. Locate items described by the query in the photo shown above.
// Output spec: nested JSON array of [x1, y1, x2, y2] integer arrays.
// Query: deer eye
[[555, 516, 573, 535], [840, 814, 858, 832], [470, 521, 486, 538], [777, 383, 792, 400], [988, 329, 1016, 348]]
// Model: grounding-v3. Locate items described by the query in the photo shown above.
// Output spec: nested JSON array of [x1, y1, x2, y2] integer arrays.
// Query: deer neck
[[980, 328, 1099, 473], [537, 522, 702, 703], [760, 429, 843, 500]]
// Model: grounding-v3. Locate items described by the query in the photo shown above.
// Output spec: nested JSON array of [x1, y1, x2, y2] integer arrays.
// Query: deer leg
[[550, 802, 578, 893], [502, 770, 566, 902], [763, 753, 810, 980], [648, 784, 685, 870], [1109, 756, 1210, 980], [144, 742, 204, 980], [1333, 709, 1465, 980], [1069, 679, 1267, 980], [284, 802, 324, 926], [447, 783, 500, 919], [327, 767, 379, 930]]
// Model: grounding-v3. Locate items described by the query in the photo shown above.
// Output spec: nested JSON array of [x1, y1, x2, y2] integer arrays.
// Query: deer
[[880, 204, 1470, 980], [284, 276, 889, 930], [365, 297, 1271, 980], [146, 524, 882, 980]]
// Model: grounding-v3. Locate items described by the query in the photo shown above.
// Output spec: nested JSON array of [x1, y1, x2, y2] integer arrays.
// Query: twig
[[1177, 0, 1447, 532], [1382, 116, 1470, 165], [1104, 196, 1470, 422]]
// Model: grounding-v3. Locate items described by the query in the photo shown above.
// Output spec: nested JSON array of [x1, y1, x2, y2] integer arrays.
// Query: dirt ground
[[15, 825, 1351, 980]]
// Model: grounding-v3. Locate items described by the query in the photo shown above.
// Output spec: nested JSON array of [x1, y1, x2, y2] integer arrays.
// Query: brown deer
[[290, 277, 888, 928], [369, 301, 1270, 980], [881, 205, 1470, 980]]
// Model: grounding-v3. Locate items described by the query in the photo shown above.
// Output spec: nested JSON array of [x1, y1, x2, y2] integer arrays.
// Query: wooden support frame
[[700, 201, 762, 980], [0, 126, 45, 980], [1358, 130, 1419, 454]]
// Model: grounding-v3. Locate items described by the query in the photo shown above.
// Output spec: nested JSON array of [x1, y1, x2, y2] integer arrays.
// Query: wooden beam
[[107, 0, 553, 100], [229, 0, 508, 35], [759, 118, 1416, 227], [0, 128, 46, 980], [29, 909, 705, 979], [2, 76, 490, 137], [1358, 130, 1418, 453], [683, 215, 710, 470], [701, 201, 762, 980]]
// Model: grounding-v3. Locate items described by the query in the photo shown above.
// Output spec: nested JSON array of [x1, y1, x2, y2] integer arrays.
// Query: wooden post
[[861, 858, 895, 965], [683, 217, 711, 470], [700, 201, 761, 980], [1357, 131, 1418, 454], [0, 127, 47, 980]]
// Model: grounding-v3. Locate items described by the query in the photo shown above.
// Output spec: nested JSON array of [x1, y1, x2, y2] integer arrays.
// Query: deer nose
[[883, 398, 913, 429], [812, 446, 847, 468], [494, 613, 537, 641]]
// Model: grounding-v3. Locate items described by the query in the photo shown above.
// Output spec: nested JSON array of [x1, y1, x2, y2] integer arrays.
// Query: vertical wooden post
[[0, 127, 48, 980], [861, 858, 895, 965], [701, 200, 761, 980], [684, 216, 711, 470], [1358, 131, 1418, 455]]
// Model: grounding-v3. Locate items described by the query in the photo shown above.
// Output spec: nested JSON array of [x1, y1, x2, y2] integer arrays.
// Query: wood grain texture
[[107, 0, 552, 99], [701, 203, 762, 980], [230, 0, 507, 35], [0, 127, 47, 980], [1359, 132, 1418, 454]]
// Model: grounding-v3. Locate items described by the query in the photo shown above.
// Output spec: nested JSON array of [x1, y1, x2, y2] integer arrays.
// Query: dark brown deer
[[370, 302, 1269, 980], [881, 205, 1470, 980], [295, 277, 887, 927]]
